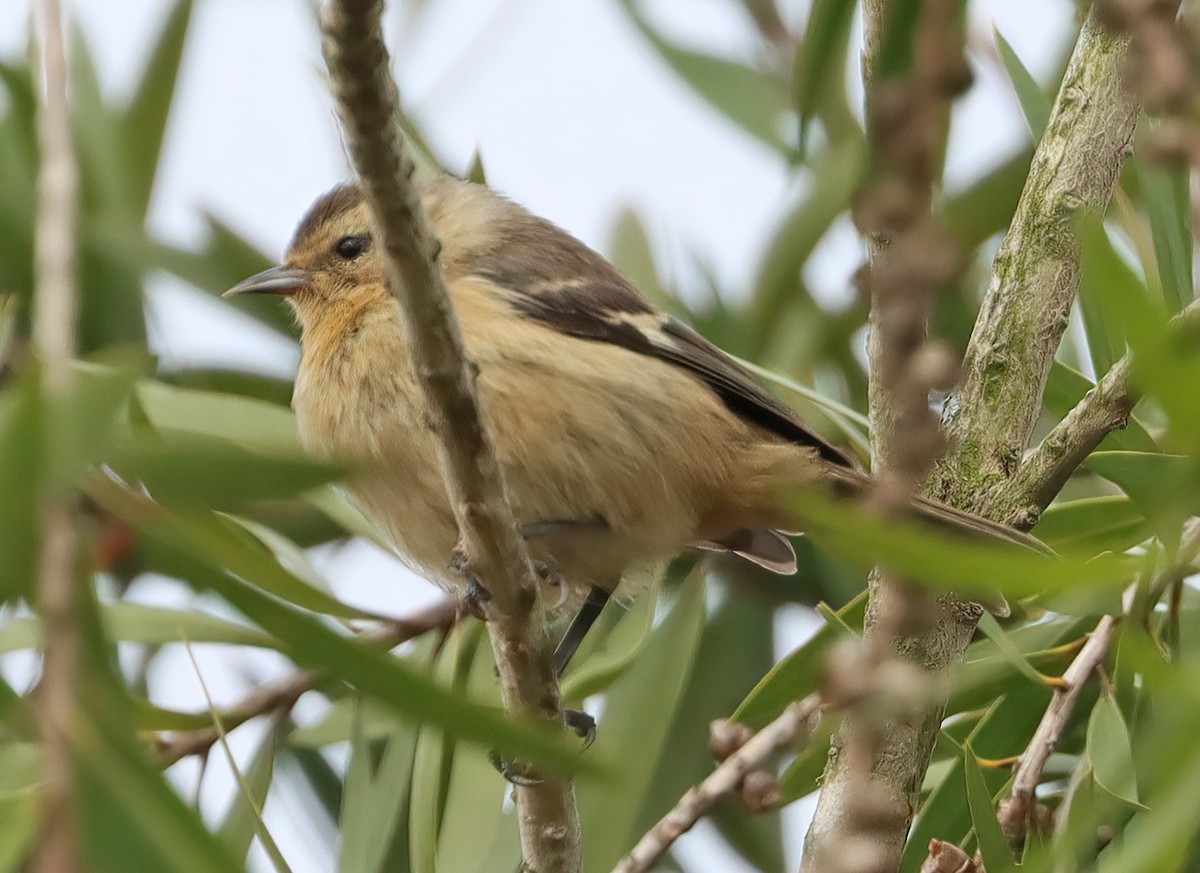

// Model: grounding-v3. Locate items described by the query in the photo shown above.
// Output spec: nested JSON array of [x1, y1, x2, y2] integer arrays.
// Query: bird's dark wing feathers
[[473, 242, 855, 469]]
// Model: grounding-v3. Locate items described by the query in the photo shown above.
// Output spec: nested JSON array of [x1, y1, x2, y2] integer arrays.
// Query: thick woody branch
[[154, 600, 457, 766], [32, 1, 82, 872], [806, 7, 1161, 871], [928, 11, 1143, 510], [319, 3, 581, 871], [995, 298, 1200, 525]]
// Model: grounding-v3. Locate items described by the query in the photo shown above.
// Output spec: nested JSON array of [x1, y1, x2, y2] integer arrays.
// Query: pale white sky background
[[0, 1, 1076, 871]]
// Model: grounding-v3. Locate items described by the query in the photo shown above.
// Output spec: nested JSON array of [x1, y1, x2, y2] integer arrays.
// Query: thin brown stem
[[31, 1, 82, 871], [610, 695, 822, 873], [155, 600, 457, 766], [319, 3, 581, 870]]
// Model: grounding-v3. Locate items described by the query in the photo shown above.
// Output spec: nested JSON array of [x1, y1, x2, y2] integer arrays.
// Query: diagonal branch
[[994, 298, 1200, 524], [610, 694, 823, 873], [319, 2, 581, 871]]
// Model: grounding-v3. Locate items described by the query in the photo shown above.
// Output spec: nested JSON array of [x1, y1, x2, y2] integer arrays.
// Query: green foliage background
[[2, 1, 1200, 871]]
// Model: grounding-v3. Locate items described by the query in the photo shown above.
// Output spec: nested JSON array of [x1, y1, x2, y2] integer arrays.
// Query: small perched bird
[[227, 178, 1039, 671]]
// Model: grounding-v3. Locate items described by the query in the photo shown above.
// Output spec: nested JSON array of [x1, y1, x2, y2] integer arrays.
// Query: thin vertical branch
[[31, 0, 82, 871], [319, 2, 581, 871], [803, 1, 969, 869]]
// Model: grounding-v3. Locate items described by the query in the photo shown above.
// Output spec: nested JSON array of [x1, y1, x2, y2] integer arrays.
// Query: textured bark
[[321, 3, 581, 871], [803, 9, 1147, 872], [31, 1, 83, 871]]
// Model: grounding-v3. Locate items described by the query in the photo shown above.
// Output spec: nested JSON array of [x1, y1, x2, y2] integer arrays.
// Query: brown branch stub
[[318, 3, 581, 871], [919, 840, 982, 873], [31, 1, 83, 872], [610, 695, 822, 873]]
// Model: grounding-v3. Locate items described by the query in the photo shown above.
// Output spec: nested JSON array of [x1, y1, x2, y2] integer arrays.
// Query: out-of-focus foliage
[[2, 1, 1200, 871]]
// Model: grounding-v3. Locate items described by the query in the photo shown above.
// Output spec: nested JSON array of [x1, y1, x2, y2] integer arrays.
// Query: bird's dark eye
[[334, 235, 369, 260]]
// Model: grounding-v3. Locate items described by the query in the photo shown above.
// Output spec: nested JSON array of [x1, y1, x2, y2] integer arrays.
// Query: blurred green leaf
[[560, 586, 657, 701], [74, 712, 242, 873], [944, 148, 1033, 249], [340, 701, 418, 873], [0, 743, 40, 873], [122, 0, 194, 216], [1035, 496, 1150, 553], [216, 727, 279, 862], [994, 28, 1051, 140], [579, 570, 706, 872], [111, 434, 341, 509], [97, 483, 587, 772], [134, 380, 302, 453], [618, 0, 792, 154], [0, 602, 278, 654], [964, 744, 1013, 872], [1087, 692, 1142, 807], [794, 0, 859, 149], [1134, 156, 1193, 315], [794, 492, 1138, 600], [749, 139, 867, 351], [1088, 451, 1199, 516]]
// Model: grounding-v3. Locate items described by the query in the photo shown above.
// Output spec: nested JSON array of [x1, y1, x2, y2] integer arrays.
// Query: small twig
[[319, 3, 581, 871], [31, 1, 82, 872], [610, 695, 822, 873], [997, 298, 1200, 524], [920, 839, 981, 873], [1000, 521, 1200, 843], [155, 599, 456, 766], [997, 612, 1120, 843]]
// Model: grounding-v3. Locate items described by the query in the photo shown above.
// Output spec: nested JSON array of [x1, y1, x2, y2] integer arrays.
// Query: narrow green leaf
[[96, 484, 587, 772], [0, 743, 40, 873], [964, 744, 1014, 872], [1087, 692, 1142, 807], [994, 28, 1051, 139], [579, 571, 706, 872], [793, 492, 1138, 600], [0, 602, 278, 654], [1135, 157, 1194, 314], [340, 701, 419, 873], [618, 0, 791, 154], [944, 148, 1033, 249], [733, 591, 865, 728], [1034, 496, 1150, 552], [794, 0, 859, 147], [74, 713, 242, 873], [111, 434, 341, 509], [216, 729, 280, 862], [976, 613, 1050, 687], [1088, 451, 1199, 516], [135, 379, 301, 457], [123, 0, 195, 215]]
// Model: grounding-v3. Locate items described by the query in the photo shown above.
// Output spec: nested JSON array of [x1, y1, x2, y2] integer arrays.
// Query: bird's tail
[[819, 465, 1052, 556]]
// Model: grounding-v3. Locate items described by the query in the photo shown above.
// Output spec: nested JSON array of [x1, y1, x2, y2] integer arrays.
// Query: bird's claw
[[450, 550, 492, 620], [564, 708, 597, 748], [487, 750, 542, 786]]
